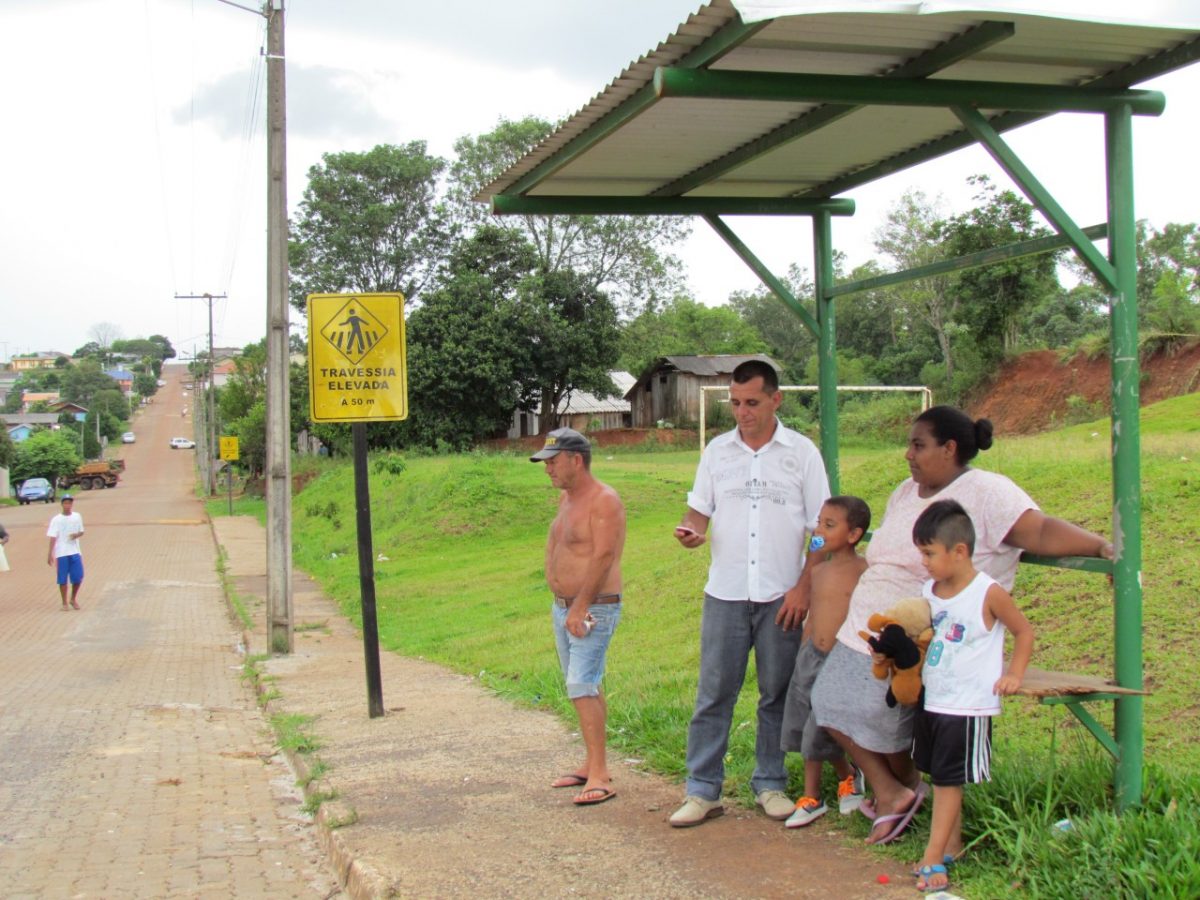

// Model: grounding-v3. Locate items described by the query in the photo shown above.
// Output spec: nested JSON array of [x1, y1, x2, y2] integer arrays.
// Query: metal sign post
[[307, 292, 407, 718], [219, 436, 239, 515]]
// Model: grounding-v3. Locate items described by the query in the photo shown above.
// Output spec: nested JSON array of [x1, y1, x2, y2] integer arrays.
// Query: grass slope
[[229, 393, 1200, 895]]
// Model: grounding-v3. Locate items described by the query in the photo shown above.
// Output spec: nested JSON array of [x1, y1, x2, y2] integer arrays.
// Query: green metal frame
[[490, 36, 1157, 811]]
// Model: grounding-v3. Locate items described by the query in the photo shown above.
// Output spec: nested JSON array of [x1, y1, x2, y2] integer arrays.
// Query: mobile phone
[[675, 525, 698, 537]]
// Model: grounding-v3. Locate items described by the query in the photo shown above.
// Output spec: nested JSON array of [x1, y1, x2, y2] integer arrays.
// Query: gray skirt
[[810, 641, 915, 755]]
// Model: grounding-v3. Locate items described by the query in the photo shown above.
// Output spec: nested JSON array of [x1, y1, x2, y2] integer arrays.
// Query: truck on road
[[57, 459, 123, 491]]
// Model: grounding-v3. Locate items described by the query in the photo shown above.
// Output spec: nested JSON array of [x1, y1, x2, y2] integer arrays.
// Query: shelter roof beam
[[953, 106, 1118, 289], [702, 213, 818, 338], [652, 68, 1166, 116], [650, 20, 1016, 198], [491, 196, 854, 217], [828, 223, 1108, 298]]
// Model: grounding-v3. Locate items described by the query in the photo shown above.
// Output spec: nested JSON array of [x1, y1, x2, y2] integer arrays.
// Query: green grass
[[216, 393, 1200, 891]]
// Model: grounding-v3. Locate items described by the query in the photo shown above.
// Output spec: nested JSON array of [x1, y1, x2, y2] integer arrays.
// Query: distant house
[[212, 359, 238, 388], [104, 369, 135, 393], [49, 401, 88, 422], [21, 391, 61, 411], [506, 371, 635, 438], [624, 354, 782, 428], [2, 412, 63, 440], [10, 352, 68, 371]]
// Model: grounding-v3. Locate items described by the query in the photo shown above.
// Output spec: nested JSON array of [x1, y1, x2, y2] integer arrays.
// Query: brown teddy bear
[[858, 597, 934, 708]]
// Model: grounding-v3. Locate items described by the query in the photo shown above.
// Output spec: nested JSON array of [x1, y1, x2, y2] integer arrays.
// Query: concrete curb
[[210, 520, 394, 899]]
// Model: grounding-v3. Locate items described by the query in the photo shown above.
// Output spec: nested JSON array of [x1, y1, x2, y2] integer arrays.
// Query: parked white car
[[169, 437, 196, 449], [121, 432, 136, 444]]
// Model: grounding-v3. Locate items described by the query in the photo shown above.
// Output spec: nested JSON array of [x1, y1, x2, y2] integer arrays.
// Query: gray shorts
[[810, 641, 915, 755], [780, 639, 842, 762]]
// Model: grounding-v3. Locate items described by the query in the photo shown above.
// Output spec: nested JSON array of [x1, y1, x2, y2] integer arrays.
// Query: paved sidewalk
[[0, 379, 339, 898], [214, 516, 915, 899]]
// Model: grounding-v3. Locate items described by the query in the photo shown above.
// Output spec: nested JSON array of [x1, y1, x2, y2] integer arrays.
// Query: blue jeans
[[553, 602, 622, 699], [685, 594, 801, 800]]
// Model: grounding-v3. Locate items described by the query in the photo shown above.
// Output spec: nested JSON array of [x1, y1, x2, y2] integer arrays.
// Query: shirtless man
[[532, 428, 626, 807]]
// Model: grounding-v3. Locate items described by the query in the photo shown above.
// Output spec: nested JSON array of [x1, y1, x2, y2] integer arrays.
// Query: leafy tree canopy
[[448, 117, 690, 314], [11, 430, 81, 483], [620, 295, 768, 379], [60, 359, 120, 409], [288, 142, 450, 312]]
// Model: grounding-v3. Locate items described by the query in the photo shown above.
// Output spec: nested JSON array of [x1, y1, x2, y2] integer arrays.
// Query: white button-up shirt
[[687, 420, 830, 602]]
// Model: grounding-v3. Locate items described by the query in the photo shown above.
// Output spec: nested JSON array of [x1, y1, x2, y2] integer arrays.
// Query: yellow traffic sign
[[307, 293, 408, 422], [219, 436, 240, 461]]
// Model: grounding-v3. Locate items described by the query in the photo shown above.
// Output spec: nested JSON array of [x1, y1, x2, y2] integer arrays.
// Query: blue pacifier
[[809, 535, 825, 551]]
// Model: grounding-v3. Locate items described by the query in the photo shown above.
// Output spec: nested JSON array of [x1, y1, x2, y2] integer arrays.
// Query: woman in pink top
[[809, 406, 1113, 846]]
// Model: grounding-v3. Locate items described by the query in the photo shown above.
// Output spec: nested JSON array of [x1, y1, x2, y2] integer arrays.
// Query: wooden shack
[[624, 355, 781, 428]]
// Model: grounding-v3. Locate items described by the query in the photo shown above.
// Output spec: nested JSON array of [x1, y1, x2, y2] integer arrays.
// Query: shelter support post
[[812, 211, 839, 493], [1106, 103, 1143, 812]]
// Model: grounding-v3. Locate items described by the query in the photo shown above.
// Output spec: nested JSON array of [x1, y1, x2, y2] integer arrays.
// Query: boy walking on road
[[47, 494, 85, 610]]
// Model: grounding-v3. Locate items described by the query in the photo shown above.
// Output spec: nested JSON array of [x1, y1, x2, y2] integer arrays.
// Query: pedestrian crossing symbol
[[307, 292, 407, 422], [320, 299, 388, 365]]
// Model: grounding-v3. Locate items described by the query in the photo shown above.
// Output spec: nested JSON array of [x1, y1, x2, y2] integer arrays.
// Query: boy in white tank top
[[910, 499, 1034, 893]]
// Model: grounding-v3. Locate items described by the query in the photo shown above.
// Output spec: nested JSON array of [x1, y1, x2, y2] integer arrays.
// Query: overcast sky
[[1, 0, 1197, 361]]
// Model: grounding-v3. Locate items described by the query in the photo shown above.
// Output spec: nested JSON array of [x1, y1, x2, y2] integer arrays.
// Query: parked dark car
[[18, 477, 55, 504]]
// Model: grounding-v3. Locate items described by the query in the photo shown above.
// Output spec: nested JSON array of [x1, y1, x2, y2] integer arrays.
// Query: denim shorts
[[552, 601, 622, 699], [56, 554, 84, 586]]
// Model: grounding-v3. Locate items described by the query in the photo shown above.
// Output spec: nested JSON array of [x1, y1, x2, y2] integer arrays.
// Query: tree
[[384, 226, 538, 450], [11, 430, 81, 484], [1138, 221, 1199, 334], [726, 263, 823, 383], [940, 176, 1059, 365], [620, 295, 768, 379], [88, 322, 123, 365], [0, 426, 14, 470], [288, 142, 451, 312], [874, 189, 959, 389], [60, 359, 121, 409], [448, 117, 691, 313], [516, 268, 622, 430]]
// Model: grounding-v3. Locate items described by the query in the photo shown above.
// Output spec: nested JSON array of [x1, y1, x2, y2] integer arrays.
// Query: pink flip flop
[[866, 783, 928, 845]]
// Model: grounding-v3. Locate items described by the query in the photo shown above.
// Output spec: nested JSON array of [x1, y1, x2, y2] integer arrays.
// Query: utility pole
[[265, 0, 293, 654], [175, 292, 225, 494]]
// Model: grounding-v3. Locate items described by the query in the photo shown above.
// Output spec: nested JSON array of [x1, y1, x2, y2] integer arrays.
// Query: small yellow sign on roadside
[[307, 293, 408, 422], [219, 436, 240, 461]]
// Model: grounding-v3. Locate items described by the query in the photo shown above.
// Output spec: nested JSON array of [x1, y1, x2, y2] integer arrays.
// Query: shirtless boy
[[532, 428, 627, 807], [780, 495, 871, 826]]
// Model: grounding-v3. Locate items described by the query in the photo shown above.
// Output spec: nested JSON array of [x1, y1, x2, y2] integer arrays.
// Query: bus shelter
[[477, 1, 1200, 809]]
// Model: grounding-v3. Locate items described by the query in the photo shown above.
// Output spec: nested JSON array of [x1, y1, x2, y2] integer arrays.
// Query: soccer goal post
[[698, 384, 933, 452]]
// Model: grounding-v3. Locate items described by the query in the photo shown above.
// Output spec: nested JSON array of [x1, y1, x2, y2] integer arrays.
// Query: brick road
[[0, 372, 339, 898]]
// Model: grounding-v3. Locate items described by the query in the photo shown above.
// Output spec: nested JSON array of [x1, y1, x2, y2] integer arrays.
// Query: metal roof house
[[476, 0, 1200, 808], [507, 371, 636, 437], [625, 354, 781, 426]]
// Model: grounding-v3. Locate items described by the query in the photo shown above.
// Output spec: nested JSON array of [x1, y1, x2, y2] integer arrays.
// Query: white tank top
[[922, 572, 1006, 716]]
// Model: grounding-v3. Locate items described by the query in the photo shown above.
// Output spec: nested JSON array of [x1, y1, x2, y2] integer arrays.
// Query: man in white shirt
[[669, 360, 830, 827], [47, 494, 85, 610]]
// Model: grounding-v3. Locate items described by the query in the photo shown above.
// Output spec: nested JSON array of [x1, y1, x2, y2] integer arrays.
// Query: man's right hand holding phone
[[674, 524, 705, 549]]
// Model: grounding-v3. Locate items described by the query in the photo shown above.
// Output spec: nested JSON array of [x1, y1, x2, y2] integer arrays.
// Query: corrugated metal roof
[[477, 1, 1200, 202], [559, 371, 636, 414], [625, 354, 783, 398]]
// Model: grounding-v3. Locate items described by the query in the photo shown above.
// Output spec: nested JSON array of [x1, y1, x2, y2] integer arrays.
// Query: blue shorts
[[56, 554, 84, 586], [552, 601, 621, 699]]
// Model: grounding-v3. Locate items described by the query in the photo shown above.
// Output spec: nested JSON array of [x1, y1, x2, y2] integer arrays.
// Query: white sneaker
[[785, 796, 828, 828], [669, 795, 724, 828], [837, 769, 866, 815], [756, 789, 794, 820]]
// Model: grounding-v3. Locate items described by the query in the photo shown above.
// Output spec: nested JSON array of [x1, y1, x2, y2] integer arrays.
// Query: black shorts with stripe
[[913, 710, 993, 786]]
